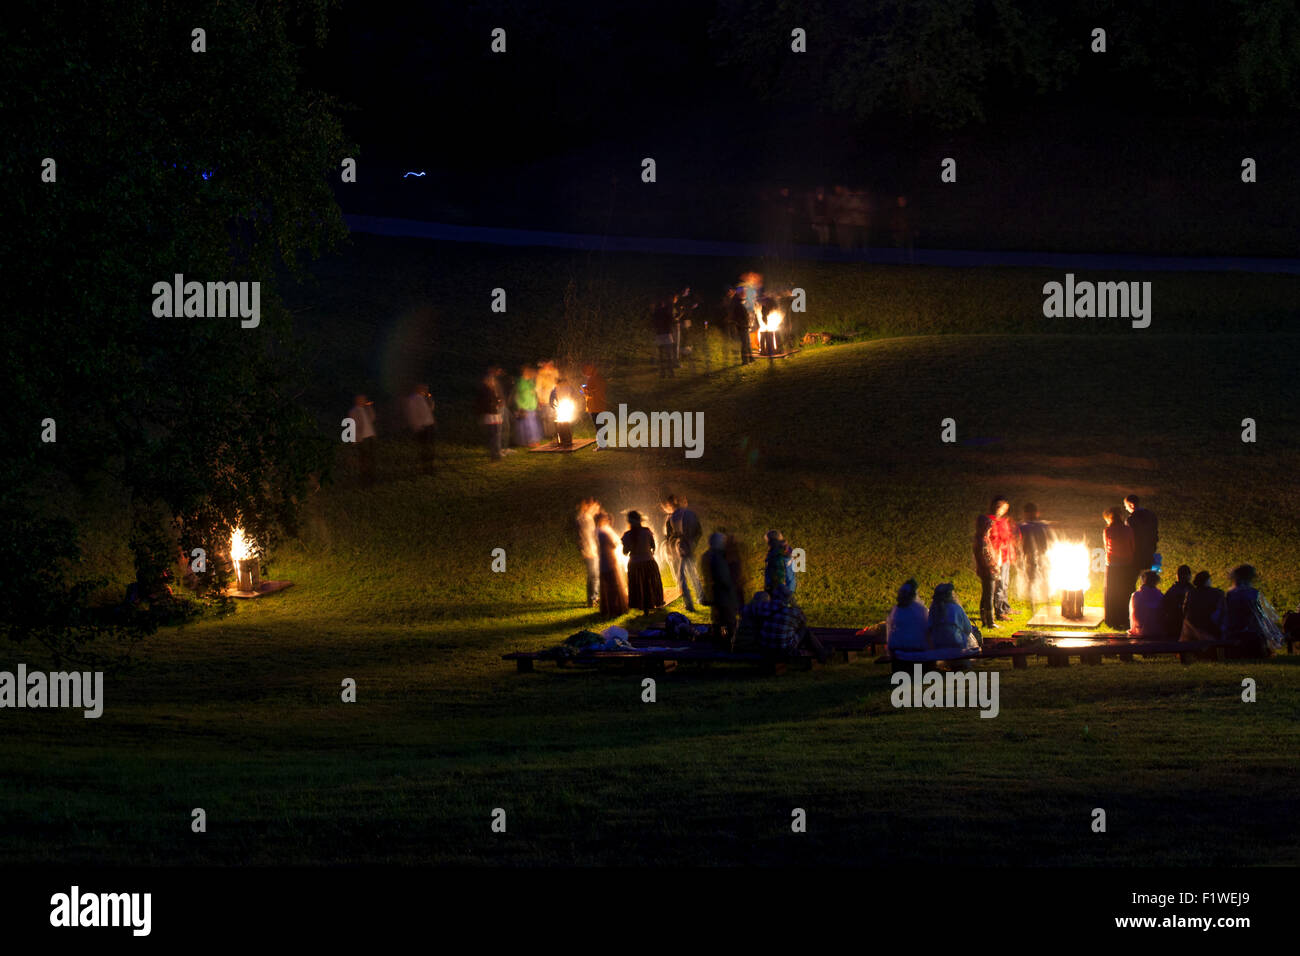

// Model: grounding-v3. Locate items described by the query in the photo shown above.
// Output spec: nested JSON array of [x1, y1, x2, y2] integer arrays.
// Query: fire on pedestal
[[225, 527, 294, 599]]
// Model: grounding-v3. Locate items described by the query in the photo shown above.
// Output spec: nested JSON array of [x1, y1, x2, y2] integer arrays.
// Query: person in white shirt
[[347, 394, 377, 486], [405, 384, 436, 474], [1128, 571, 1165, 637]]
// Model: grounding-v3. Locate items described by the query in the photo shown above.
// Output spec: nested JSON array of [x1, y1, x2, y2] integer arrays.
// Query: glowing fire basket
[[1048, 541, 1090, 620], [230, 527, 260, 592], [555, 397, 576, 448]]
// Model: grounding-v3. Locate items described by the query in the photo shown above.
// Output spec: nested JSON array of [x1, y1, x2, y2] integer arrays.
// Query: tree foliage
[[0, 1, 350, 654]]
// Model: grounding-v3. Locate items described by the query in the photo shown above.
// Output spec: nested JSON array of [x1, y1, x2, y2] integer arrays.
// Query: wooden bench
[[879, 643, 1038, 672], [1010, 631, 1235, 666], [502, 645, 820, 674]]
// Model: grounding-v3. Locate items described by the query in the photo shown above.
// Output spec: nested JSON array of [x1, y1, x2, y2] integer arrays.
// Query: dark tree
[[0, 1, 350, 657]]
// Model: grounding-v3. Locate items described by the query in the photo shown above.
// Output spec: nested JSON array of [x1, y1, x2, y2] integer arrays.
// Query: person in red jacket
[[1103, 507, 1136, 629], [987, 496, 1018, 621]]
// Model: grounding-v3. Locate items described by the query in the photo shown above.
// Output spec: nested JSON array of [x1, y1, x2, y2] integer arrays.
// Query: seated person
[[1222, 564, 1281, 659], [1128, 571, 1165, 637], [1181, 571, 1224, 642], [744, 591, 831, 662], [926, 583, 981, 652], [1160, 565, 1193, 640], [887, 578, 929, 653]]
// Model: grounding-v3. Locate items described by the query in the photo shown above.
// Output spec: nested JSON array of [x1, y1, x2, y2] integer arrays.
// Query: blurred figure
[[1128, 570, 1164, 637], [808, 186, 831, 246], [927, 582, 981, 652], [1181, 570, 1224, 642], [726, 287, 754, 365], [652, 299, 675, 378], [890, 194, 914, 263], [1124, 494, 1159, 573], [535, 360, 559, 438], [595, 512, 629, 619], [973, 512, 999, 630], [1018, 502, 1049, 611], [404, 383, 437, 475], [988, 496, 1017, 620], [740, 590, 830, 662], [661, 494, 703, 613], [764, 529, 796, 603], [887, 578, 930, 653], [622, 511, 665, 614], [510, 365, 541, 447], [1222, 564, 1282, 658], [581, 362, 607, 423], [1161, 565, 1193, 640], [347, 393, 377, 487], [701, 531, 741, 649], [722, 528, 746, 598], [1103, 507, 1135, 630], [474, 368, 505, 460], [576, 498, 601, 608]]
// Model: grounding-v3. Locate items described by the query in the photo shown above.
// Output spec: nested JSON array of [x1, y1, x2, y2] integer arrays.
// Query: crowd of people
[[964, 492, 1282, 659], [758, 185, 916, 259], [574, 495, 830, 663]]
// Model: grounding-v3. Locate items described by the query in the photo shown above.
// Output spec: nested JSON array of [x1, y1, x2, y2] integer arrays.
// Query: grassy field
[[3, 250, 1300, 866]]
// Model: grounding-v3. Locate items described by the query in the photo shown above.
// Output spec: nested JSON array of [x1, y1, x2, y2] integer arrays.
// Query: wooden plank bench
[[1010, 631, 1235, 666], [501, 646, 819, 674], [878, 642, 1038, 672]]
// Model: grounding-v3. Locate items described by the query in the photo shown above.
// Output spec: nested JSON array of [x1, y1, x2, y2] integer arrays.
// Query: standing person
[[808, 185, 830, 246], [701, 532, 741, 649], [1103, 507, 1136, 630], [973, 513, 999, 630], [722, 528, 746, 599], [575, 498, 601, 608], [887, 578, 930, 653], [1018, 502, 1049, 612], [1128, 571, 1165, 637], [595, 512, 628, 619], [347, 394, 377, 487], [728, 288, 753, 365], [763, 530, 796, 603], [889, 195, 914, 263], [474, 368, 505, 460], [652, 299, 675, 378], [988, 496, 1018, 621], [1124, 495, 1159, 573], [1160, 565, 1193, 640], [662, 494, 704, 612], [510, 365, 541, 447], [622, 511, 665, 614], [404, 383, 437, 475], [581, 362, 608, 427], [535, 360, 558, 438]]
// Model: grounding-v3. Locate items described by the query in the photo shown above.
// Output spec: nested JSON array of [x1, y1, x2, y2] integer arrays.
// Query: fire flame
[[230, 527, 252, 574], [1047, 541, 1090, 593], [556, 397, 576, 424]]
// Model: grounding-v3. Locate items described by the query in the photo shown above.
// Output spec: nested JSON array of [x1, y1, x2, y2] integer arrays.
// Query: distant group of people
[[759, 185, 916, 258], [474, 361, 607, 460], [967, 492, 1281, 658], [575, 495, 828, 661], [346, 386, 436, 487]]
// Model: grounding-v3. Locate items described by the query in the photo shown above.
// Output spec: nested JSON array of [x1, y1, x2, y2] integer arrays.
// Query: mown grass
[[3, 258, 1300, 866]]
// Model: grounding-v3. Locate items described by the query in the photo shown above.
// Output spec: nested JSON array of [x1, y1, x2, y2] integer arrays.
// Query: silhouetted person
[[405, 384, 436, 474], [1128, 570, 1164, 637], [973, 512, 999, 629], [622, 511, 665, 613], [348, 394, 377, 487], [596, 512, 628, 619], [652, 300, 675, 378], [1124, 494, 1158, 572], [1018, 502, 1049, 611], [701, 532, 741, 649], [1161, 565, 1193, 640], [1181, 571, 1224, 642], [475, 368, 505, 460], [1103, 507, 1135, 629]]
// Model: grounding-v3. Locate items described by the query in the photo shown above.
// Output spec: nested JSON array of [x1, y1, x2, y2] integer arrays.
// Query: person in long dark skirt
[[1103, 507, 1136, 630], [595, 512, 628, 619], [622, 510, 665, 614]]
